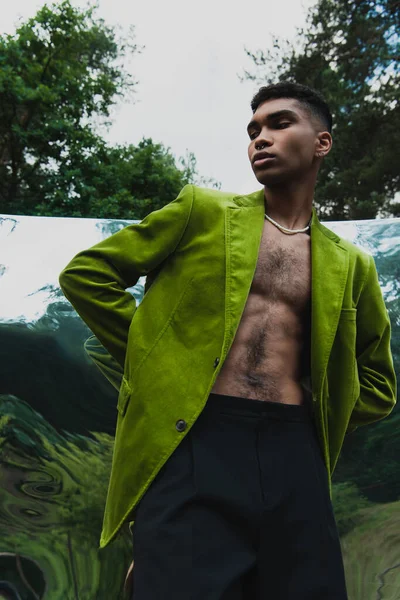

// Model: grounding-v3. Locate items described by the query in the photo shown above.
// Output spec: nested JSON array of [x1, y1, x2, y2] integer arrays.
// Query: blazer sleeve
[[84, 335, 124, 391], [59, 184, 194, 368], [347, 255, 397, 433]]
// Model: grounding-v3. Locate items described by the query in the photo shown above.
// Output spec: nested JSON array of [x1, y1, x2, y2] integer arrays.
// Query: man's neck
[[263, 183, 314, 230]]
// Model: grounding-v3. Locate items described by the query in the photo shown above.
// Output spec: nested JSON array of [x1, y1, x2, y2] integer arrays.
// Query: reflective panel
[[0, 213, 399, 599]]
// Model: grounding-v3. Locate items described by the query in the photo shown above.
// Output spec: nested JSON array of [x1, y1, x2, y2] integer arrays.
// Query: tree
[[47, 137, 220, 220], [0, 0, 140, 215], [241, 0, 400, 220], [0, 1, 220, 219]]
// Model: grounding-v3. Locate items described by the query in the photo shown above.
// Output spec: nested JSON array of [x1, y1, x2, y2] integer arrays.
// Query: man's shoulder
[[185, 184, 264, 215], [188, 184, 242, 203]]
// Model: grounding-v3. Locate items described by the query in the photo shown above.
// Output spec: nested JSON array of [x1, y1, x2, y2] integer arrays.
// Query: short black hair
[[250, 81, 332, 134]]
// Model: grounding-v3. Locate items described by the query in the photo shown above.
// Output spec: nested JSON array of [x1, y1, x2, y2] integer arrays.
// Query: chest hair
[[251, 236, 311, 311]]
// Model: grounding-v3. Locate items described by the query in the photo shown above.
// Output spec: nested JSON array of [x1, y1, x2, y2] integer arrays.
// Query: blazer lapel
[[223, 190, 265, 354], [310, 210, 349, 397]]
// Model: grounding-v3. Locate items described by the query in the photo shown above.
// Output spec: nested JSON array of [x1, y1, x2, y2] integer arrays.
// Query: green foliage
[[0, 393, 131, 596], [241, 0, 400, 220], [31, 137, 220, 219], [332, 481, 371, 536], [83, 140, 221, 221], [56, 432, 114, 539], [338, 410, 400, 503], [0, 0, 138, 215], [332, 222, 399, 505], [33, 136, 190, 219], [0, 0, 219, 219]]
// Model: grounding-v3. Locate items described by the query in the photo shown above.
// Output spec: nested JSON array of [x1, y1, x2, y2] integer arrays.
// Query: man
[[59, 82, 396, 599]]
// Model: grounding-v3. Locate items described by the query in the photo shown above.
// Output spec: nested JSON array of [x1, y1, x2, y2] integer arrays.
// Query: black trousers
[[131, 392, 348, 599]]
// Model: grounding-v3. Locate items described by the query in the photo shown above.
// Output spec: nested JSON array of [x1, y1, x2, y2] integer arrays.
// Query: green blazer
[[59, 184, 397, 549]]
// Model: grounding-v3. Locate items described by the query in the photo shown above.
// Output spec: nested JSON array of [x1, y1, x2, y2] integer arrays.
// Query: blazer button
[[176, 419, 187, 432], [214, 357, 220, 368]]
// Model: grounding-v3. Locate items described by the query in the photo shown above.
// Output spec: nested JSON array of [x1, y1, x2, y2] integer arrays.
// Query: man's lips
[[252, 151, 276, 167]]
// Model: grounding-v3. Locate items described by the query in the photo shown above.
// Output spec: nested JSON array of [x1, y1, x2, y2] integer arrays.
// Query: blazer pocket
[[117, 377, 132, 417]]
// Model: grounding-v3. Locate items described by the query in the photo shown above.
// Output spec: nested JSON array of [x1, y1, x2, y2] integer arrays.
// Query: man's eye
[[277, 122, 290, 128]]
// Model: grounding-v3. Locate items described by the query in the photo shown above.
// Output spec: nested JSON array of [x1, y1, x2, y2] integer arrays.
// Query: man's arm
[[84, 335, 124, 391], [347, 255, 397, 433], [83, 265, 162, 390], [59, 185, 193, 368]]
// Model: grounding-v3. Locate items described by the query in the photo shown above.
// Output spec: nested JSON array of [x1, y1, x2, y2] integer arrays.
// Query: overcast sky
[[2, 0, 317, 194]]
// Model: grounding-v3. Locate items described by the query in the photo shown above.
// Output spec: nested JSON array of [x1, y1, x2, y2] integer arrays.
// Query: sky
[[2, 0, 317, 195]]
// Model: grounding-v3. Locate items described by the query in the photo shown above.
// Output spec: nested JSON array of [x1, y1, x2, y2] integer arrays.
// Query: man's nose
[[255, 135, 272, 149], [255, 129, 272, 147]]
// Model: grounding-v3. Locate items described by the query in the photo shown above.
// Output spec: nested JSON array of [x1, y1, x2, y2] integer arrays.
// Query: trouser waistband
[[206, 392, 312, 422]]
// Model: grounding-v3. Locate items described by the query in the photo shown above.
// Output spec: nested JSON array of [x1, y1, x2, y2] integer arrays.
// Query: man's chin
[[252, 170, 283, 186]]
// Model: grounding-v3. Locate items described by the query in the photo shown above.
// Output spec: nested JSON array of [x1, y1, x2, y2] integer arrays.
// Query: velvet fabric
[[59, 184, 397, 549]]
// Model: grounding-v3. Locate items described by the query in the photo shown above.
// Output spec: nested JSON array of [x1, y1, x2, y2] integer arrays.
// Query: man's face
[[247, 98, 322, 186]]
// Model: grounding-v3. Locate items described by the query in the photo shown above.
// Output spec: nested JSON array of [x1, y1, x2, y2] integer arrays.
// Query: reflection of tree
[[0, 395, 130, 598], [15, 553, 41, 600], [0, 578, 24, 600], [372, 226, 400, 382], [0, 308, 118, 434], [0, 252, 143, 597], [0, 217, 18, 236], [95, 220, 134, 238], [332, 482, 371, 536], [332, 220, 400, 381], [334, 224, 400, 506]]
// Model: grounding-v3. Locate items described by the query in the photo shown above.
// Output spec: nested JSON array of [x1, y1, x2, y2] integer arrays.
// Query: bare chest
[[250, 222, 311, 311]]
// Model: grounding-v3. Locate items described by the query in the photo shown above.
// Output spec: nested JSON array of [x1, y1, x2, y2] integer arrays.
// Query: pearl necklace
[[264, 212, 311, 235]]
